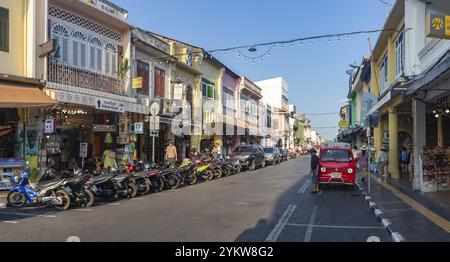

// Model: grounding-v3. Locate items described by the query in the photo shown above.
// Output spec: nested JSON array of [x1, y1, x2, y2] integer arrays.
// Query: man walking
[[165, 141, 177, 167], [309, 148, 320, 193]]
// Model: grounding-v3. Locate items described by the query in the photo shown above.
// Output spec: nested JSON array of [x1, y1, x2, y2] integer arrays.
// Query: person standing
[[165, 141, 178, 167], [377, 146, 389, 182], [357, 145, 369, 183], [102, 145, 118, 171], [400, 147, 409, 176], [310, 148, 320, 193]]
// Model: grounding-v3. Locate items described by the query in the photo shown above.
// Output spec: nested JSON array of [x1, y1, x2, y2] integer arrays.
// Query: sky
[[111, 0, 393, 139]]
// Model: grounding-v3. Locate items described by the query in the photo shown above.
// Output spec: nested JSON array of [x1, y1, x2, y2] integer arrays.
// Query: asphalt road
[[0, 157, 390, 242]]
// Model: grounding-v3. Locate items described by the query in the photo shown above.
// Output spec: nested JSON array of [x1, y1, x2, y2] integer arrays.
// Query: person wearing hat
[[309, 148, 320, 193], [377, 146, 389, 182], [356, 144, 369, 183]]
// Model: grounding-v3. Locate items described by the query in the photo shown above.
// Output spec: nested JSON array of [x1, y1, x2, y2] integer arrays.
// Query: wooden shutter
[[155, 67, 165, 98], [137, 60, 149, 96]]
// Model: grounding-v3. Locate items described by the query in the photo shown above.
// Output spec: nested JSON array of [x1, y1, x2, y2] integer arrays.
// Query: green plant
[[117, 58, 131, 81]]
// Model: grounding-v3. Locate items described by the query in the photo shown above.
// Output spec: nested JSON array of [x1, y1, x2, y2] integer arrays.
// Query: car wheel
[[261, 160, 266, 168], [249, 160, 256, 171]]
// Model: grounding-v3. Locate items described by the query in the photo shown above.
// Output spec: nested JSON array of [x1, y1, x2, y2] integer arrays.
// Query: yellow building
[[368, 1, 413, 180]]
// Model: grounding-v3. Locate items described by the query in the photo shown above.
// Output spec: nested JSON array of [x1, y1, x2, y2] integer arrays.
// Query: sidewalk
[[357, 175, 450, 242]]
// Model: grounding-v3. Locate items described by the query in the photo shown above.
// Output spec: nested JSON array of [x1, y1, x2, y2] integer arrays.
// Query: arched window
[[71, 30, 87, 68], [104, 43, 117, 75], [89, 37, 102, 72], [51, 24, 69, 63]]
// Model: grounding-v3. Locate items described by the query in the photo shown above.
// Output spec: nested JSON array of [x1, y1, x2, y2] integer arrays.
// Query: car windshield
[[320, 149, 353, 163], [236, 147, 253, 153], [264, 148, 274, 153]]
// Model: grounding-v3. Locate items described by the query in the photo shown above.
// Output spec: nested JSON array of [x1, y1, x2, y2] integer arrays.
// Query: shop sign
[[173, 84, 183, 100], [132, 77, 143, 89], [150, 130, 159, 137], [79, 143, 88, 158], [93, 125, 116, 133], [338, 120, 350, 128], [95, 98, 125, 113], [134, 122, 144, 134], [45, 119, 55, 134], [427, 13, 450, 40]]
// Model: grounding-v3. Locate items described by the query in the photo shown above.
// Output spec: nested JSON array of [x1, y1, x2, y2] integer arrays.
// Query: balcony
[[47, 59, 127, 97], [80, 0, 128, 21]]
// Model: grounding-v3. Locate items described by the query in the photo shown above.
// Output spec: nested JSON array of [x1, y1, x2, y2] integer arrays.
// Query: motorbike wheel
[[83, 189, 95, 208], [7, 191, 27, 208], [214, 168, 223, 179], [127, 182, 138, 198], [201, 170, 213, 181], [235, 167, 241, 174], [139, 179, 152, 195], [53, 189, 71, 211], [223, 166, 231, 177], [167, 174, 181, 189], [186, 172, 197, 186]]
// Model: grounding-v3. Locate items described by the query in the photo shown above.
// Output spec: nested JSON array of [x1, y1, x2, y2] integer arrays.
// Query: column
[[437, 116, 444, 147], [412, 99, 426, 191], [388, 106, 400, 179], [374, 117, 383, 153]]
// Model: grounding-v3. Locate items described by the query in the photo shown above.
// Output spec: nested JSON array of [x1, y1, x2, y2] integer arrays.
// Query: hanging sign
[[134, 122, 144, 134], [79, 143, 88, 158], [45, 119, 55, 134], [132, 77, 143, 89], [95, 98, 125, 113], [338, 120, 350, 128]]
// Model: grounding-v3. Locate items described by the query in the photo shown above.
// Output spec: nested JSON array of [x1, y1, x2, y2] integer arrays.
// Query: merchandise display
[[422, 146, 450, 192]]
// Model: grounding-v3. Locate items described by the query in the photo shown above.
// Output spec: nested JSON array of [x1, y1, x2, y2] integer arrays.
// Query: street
[[0, 157, 390, 242]]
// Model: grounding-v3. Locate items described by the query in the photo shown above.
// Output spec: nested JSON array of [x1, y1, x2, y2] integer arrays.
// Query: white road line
[[131, 198, 145, 201], [2, 221, 18, 224], [72, 208, 93, 212], [298, 179, 311, 194], [0, 212, 56, 218], [285, 223, 384, 230], [106, 203, 121, 206], [318, 190, 323, 195], [265, 204, 297, 242], [304, 206, 318, 242]]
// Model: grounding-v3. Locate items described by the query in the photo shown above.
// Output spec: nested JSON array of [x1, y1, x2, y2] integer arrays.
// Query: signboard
[[132, 77, 143, 89], [150, 116, 160, 131], [79, 143, 88, 158], [427, 13, 450, 40], [44, 119, 55, 134], [93, 125, 116, 133], [338, 120, 350, 128], [134, 122, 144, 134], [173, 84, 183, 100], [361, 92, 378, 128], [95, 98, 125, 113], [150, 130, 159, 137], [39, 40, 55, 58]]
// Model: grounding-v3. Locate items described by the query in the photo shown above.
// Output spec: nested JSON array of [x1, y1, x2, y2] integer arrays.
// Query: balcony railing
[[47, 59, 127, 96]]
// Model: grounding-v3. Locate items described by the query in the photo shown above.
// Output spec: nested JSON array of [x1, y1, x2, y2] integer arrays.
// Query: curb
[[356, 183, 406, 242]]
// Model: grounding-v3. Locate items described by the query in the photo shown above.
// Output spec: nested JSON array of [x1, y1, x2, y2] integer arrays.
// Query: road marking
[[131, 198, 145, 201], [265, 204, 297, 242], [285, 223, 384, 230], [298, 179, 311, 194], [372, 174, 450, 234], [318, 190, 323, 195], [67, 236, 81, 242], [2, 221, 18, 224], [0, 211, 56, 218], [381, 208, 415, 213], [367, 236, 381, 242], [303, 206, 318, 242], [72, 208, 93, 212], [106, 203, 121, 206]]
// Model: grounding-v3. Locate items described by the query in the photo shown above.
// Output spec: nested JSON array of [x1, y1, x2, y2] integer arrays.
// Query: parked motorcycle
[[127, 162, 152, 196], [89, 169, 137, 200], [63, 169, 95, 208], [178, 159, 197, 185], [7, 167, 71, 211]]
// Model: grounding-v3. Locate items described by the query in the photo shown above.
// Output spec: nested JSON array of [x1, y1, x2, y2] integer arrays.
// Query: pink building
[[222, 68, 241, 155]]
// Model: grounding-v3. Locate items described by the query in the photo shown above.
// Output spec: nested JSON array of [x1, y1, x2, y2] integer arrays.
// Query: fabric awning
[[0, 85, 58, 108]]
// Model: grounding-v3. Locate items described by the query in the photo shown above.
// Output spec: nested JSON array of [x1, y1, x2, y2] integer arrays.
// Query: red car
[[318, 143, 356, 187]]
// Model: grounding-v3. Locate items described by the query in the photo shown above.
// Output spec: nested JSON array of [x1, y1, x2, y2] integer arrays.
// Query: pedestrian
[[400, 146, 409, 175], [377, 146, 389, 182], [309, 148, 320, 193], [165, 141, 178, 167], [352, 145, 359, 159], [357, 144, 369, 183], [102, 144, 118, 171], [408, 150, 414, 182]]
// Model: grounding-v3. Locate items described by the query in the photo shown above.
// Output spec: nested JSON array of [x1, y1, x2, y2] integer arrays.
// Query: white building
[[255, 77, 290, 148]]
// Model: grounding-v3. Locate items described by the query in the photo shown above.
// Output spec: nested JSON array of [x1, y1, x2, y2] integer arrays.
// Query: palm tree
[[117, 58, 131, 82]]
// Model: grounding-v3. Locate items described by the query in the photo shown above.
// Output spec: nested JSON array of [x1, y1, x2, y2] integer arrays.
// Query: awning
[[406, 55, 450, 96], [0, 85, 58, 108]]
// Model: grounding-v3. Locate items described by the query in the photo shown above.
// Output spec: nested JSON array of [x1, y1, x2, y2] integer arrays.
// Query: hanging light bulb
[[337, 36, 341, 42], [299, 41, 303, 47], [319, 39, 322, 45], [308, 40, 312, 46], [268, 52, 271, 57], [347, 35, 350, 40], [328, 38, 331, 44], [252, 60, 255, 65], [433, 110, 437, 114], [446, 109, 450, 114], [291, 43, 294, 48]]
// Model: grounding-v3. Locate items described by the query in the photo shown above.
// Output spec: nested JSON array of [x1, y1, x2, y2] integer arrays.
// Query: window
[[136, 60, 150, 96], [201, 78, 215, 99], [51, 24, 70, 63], [0, 8, 8, 52], [267, 109, 272, 128], [105, 43, 117, 76], [223, 89, 234, 109], [320, 149, 353, 163], [154, 67, 165, 98], [71, 30, 87, 68], [88, 37, 102, 72], [379, 55, 388, 93], [395, 29, 405, 78]]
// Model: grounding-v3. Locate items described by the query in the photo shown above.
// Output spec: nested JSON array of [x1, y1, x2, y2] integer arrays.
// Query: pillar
[[388, 107, 400, 179], [374, 117, 383, 153], [437, 116, 444, 148], [412, 99, 426, 191]]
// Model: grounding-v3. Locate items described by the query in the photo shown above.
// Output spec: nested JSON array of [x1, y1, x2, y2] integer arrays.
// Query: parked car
[[229, 145, 266, 171], [263, 147, 281, 165], [318, 142, 356, 189], [278, 148, 288, 162]]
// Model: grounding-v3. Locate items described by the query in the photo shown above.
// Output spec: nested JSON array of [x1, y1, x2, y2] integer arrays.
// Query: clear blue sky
[[112, 0, 392, 139]]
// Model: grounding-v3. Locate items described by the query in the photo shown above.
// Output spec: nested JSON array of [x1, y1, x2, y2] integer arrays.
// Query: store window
[[136, 60, 150, 96], [223, 88, 234, 110], [154, 67, 165, 98], [88, 37, 102, 72], [395, 28, 405, 78], [0, 7, 8, 52], [104, 43, 117, 76], [379, 54, 389, 93], [51, 24, 70, 63], [71, 30, 87, 68], [201, 78, 215, 99]]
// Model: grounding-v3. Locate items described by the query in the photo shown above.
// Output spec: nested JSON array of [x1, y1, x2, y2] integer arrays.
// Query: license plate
[[331, 173, 342, 179], [64, 186, 72, 193]]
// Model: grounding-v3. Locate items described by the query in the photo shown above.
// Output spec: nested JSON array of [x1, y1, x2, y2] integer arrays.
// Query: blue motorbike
[[7, 168, 71, 211]]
